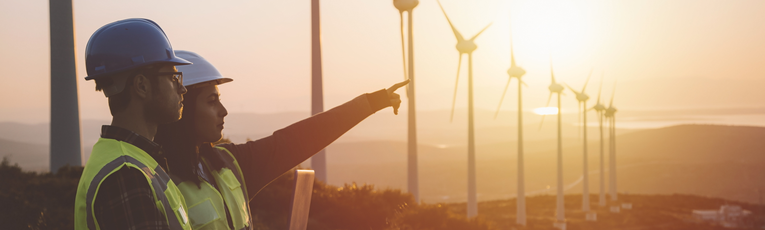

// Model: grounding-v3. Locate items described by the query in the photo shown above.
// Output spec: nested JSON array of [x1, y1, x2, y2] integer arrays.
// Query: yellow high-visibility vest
[[74, 138, 191, 230], [175, 146, 252, 230]]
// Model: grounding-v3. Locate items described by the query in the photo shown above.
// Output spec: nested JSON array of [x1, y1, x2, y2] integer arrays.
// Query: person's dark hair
[[94, 67, 160, 115], [155, 87, 209, 187]]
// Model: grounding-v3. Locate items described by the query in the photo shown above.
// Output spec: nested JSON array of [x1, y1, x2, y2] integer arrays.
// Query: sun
[[508, 0, 598, 63]]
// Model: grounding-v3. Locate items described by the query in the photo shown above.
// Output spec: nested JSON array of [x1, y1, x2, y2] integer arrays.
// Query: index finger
[[388, 79, 410, 92]]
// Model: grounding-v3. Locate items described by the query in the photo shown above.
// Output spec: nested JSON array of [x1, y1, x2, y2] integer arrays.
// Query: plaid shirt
[[93, 125, 170, 230]]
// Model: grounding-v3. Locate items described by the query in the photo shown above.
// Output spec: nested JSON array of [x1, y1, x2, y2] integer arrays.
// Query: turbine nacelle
[[566, 85, 590, 102], [605, 81, 617, 117], [577, 94, 590, 102], [507, 66, 526, 79], [604, 106, 617, 117], [394, 0, 419, 11], [549, 83, 564, 93], [567, 69, 593, 103], [437, 0, 491, 56], [456, 40, 478, 54], [592, 103, 606, 112]]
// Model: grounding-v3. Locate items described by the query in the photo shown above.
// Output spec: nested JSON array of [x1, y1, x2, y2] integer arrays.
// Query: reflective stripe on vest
[[85, 156, 184, 230]]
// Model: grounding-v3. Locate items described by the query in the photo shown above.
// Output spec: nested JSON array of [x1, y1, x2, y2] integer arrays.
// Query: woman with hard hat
[[154, 50, 408, 230]]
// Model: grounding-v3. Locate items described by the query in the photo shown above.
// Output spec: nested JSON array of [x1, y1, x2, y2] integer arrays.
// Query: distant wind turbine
[[393, 0, 421, 203], [437, 0, 492, 218], [565, 70, 593, 213], [494, 19, 528, 226], [541, 61, 567, 230], [605, 82, 618, 202], [591, 75, 607, 207]]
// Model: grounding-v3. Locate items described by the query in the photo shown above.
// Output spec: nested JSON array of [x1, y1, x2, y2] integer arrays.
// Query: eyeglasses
[[146, 71, 184, 87]]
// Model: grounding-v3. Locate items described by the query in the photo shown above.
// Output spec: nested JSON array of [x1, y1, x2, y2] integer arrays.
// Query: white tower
[[49, 0, 82, 172], [311, 0, 327, 182], [394, 0, 421, 203], [591, 78, 607, 207], [565, 71, 592, 212], [494, 29, 527, 225], [437, 0, 492, 218], [541, 62, 566, 230]]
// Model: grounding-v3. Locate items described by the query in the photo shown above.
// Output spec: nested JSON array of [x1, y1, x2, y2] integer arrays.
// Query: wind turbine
[[494, 19, 528, 226], [565, 70, 593, 213], [604, 83, 618, 202], [393, 0, 421, 203], [541, 62, 566, 229], [591, 76, 607, 207], [438, 0, 492, 218], [310, 0, 328, 182]]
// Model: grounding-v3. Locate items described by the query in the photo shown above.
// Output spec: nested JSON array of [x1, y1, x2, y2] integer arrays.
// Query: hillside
[[0, 139, 47, 172], [325, 124, 765, 204], [4, 123, 765, 205]]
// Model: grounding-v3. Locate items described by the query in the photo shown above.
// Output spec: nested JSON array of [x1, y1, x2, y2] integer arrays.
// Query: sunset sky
[[2, 0, 765, 124]]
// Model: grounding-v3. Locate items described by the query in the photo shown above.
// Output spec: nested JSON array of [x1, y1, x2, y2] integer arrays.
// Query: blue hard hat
[[84, 18, 191, 80]]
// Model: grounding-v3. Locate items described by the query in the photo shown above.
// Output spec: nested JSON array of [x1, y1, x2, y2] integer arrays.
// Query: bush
[[250, 170, 493, 230], [0, 159, 490, 230], [0, 157, 83, 230]]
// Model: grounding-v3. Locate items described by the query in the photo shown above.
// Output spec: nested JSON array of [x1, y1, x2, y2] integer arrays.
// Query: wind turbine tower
[[541, 62, 566, 229], [494, 22, 528, 225], [591, 77, 607, 207], [605, 83, 618, 202], [311, 0, 327, 182], [565, 70, 593, 213], [393, 0, 421, 203], [438, 0, 492, 218], [49, 0, 82, 172]]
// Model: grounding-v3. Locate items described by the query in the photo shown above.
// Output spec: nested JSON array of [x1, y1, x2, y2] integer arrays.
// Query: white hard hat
[[175, 50, 232, 88]]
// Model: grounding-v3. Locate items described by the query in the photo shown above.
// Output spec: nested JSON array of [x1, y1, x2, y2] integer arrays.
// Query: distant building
[[692, 205, 752, 228]]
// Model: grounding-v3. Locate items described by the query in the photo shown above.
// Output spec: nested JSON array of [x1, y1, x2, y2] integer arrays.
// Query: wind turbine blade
[[469, 22, 493, 41], [399, 11, 407, 81], [609, 81, 617, 107], [494, 78, 512, 119], [597, 73, 603, 103], [510, 36, 516, 67], [564, 83, 579, 95], [582, 68, 593, 92], [436, 0, 465, 42], [509, 15, 515, 67], [539, 114, 547, 131], [539, 92, 553, 130], [578, 102, 582, 140], [450, 54, 463, 122], [550, 60, 556, 83]]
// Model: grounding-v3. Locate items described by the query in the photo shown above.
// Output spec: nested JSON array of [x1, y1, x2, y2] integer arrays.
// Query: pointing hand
[[386, 79, 410, 115]]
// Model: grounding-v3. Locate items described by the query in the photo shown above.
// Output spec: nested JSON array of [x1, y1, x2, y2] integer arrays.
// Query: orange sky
[[2, 0, 765, 123]]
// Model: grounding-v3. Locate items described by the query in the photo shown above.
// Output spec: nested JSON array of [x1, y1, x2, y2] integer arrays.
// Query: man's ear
[[132, 74, 151, 100]]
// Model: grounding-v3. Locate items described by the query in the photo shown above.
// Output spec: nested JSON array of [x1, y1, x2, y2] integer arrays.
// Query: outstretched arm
[[221, 80, 408, 200]]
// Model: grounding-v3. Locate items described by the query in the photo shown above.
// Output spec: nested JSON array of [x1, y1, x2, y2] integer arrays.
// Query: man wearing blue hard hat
[[74, 19, 193, 230]]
